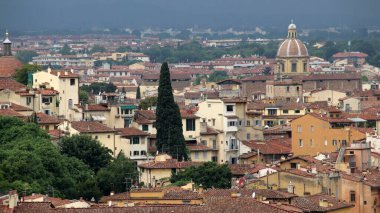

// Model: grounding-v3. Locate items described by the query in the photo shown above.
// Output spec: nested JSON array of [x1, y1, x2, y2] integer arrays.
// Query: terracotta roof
[[0, 78, 26, 91], [302, 73, 361, 81], [36, 113, 61, 124], [39, 89, 59, 95], [0, 56, 23, 77], [118, 127, 149, 137], [204, 188, 296, 199], [283, 169, 316, 178], [0, 109, 25, 117], [180, 110, 199, 119], [136, 110, 156, 120], [333, 52, 368, 58], [138, 159, 201, 169], [228, 163, 267, 176], [200, 126, 220, 135], [242, 139, 292, 155], [79, 104, 110, 111], [291, 194, 353, 212], [277, 39, 308, 58], [71, 121, 115, 133], [238, 151, 257, 159]]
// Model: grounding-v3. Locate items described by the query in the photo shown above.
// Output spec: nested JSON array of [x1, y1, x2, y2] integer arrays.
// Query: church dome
[[277, 39, 308, 58], [277, 21, 308, 58], [0, 56, 23, 78]]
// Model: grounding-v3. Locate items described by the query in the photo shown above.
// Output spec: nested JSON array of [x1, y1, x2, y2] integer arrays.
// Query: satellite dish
[[252, 192, 256, 198]]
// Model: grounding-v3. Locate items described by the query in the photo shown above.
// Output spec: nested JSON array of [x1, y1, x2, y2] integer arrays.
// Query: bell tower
[[3, 30, 12, 56]]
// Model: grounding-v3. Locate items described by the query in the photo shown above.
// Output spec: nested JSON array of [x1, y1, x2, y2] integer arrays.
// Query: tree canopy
[[0, 116, 101, 200], [90, 45, 107, 53], [139, 96, 157, 110], [96, 152, 138, 195], [59, 135, 113, 172], [59, 44, 72, 55], [15, 50, 38, 64], [170, 162, 232, 188], [80, 82, 117, 94], [155, 63, 188, 160], [14, 64, 42, 85]]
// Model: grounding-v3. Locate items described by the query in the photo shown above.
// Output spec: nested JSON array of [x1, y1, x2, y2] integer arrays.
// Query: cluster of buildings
[[1, 22, 380, 212]]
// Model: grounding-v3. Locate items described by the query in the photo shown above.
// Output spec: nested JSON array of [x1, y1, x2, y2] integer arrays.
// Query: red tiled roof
[[200, 126, 220, 135], [0, 78, 26, 92], [242, 139, 292, 155], [0, 109, 25, 117], [71, 121, 115, 133], [39, 89, 59, 96], [118, 127, 149, 137], [291, 194, 353, 212], [332, 52, 368, 58], [0, 56, 23, 77], [228, 163, 268, 176], [138, 159, 201, 169], [36, 113, 61, 124], [80, 104, 110, 111]]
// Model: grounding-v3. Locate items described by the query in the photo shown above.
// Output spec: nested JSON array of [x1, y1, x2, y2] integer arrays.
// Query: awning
[[348, 118, 367, 122], [91, 115, 106, 121], [120, 105, 137, 110]]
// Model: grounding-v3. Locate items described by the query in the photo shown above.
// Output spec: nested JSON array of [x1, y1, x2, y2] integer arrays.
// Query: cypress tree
[[156, 62, 188, 160], [136, 85, 141, 99]]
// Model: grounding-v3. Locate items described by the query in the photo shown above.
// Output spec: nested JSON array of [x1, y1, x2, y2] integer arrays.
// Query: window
[[203, 151, 207, 159], [328, 98, 331, 101], [332, 140, 338, 146], [246, 133, 251, 140], [342, 140, 347, 146], [201, 140, 207, 146], [283, 110, 289, 114], [310, 125, 314, 132], [152, 122, 156, 128], [297, 125, 302, 133], [213, 140, 217, 149], [186, 119, 196, 131], [291, 163, 297, 169], [70, 78, 76, 85], [212, 119, 215, 126], [296, 87, 300, 91], [208, 104, 211, 108], [68, 99, 73, 109], [26, 97, 32, 105], [132, 137, 140, 144], [227, 121, 236, 127], [238, 120, 242, 126], [268, 109, 277, 115], [303, 63, 307, 72], [292, 63, 297, 72], [42, 97, 53, 104], [142, 124, 149, 131], [295, 110, 300, 114], [246, 120, 251, 126], [107, 135, 111, 139], [94, 136, 98, 140], [350, 191, 356, 203], [299, 139, 303, 147], [133, 151, 139, 156], [194, 152, 199, 159], [255, 120, 260, 126], [310, 139, 314, 147], [286, 86, 290, 92], [141, 150, 146, 156], [226, 105, 234, 112]]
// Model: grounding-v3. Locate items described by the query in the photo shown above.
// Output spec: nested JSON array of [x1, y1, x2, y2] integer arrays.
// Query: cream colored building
[[32, 68, 79, 119], [303, 89, 347, 106], [60, 120, 127, 157]]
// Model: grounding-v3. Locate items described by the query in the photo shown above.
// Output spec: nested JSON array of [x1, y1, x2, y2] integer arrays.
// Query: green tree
[[59, 44, 72, 55], [0, 116, 101, 200], [79, 90, 89, 105], [90, 45, 107, 53], [170, 162, 232, 188], [15, 50, 38, 64], [139, 96, 157, 110], [59, 135, 113, 172], [156, 63, 188, 160], [81, 82, 117, 94], [208, 70, 228, 82], [97, 153, 138, 195], [14, 64, 42, 85], [116, 46, 132, 53], [136, 86, 141, 99]]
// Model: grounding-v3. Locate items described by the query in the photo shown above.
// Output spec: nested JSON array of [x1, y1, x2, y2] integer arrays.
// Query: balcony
[[227, 145, 239, 151]]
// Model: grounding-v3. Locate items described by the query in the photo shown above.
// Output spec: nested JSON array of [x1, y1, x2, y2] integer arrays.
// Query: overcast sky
[[0, 0, 379, 31]]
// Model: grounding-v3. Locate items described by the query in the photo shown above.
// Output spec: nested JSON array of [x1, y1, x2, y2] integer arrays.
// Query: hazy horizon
[[1, 0, 379, 32]]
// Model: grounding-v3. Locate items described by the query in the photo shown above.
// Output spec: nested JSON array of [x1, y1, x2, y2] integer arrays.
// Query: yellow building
[[291, 113, 366, 156], [275, 21, 309, 79]]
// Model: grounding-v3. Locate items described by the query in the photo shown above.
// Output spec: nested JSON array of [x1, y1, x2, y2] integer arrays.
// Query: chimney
[[200, 121, 207, 133], [319, 199, 329, 208]]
